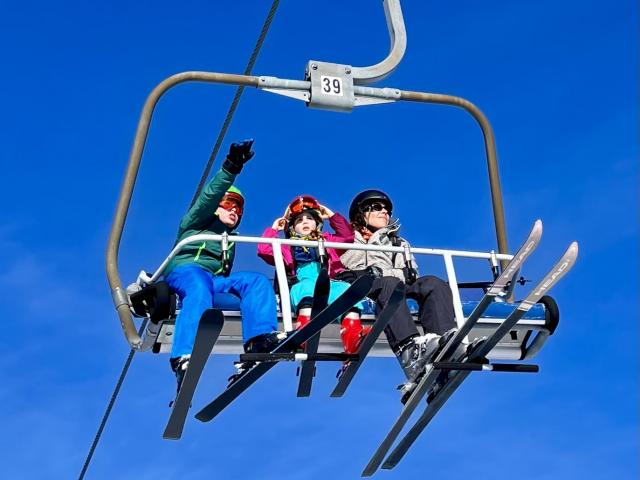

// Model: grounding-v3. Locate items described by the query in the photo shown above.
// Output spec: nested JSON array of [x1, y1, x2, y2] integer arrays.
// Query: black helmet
[[349, 189, 393, 222]]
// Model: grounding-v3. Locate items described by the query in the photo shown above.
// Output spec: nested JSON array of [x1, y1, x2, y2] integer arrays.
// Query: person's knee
[[373, 275, 405, 295], [418, 275, 447, 289], [240, 271, 271, 289], [381, 275, 402, 287], [187, 281, 214, 303]]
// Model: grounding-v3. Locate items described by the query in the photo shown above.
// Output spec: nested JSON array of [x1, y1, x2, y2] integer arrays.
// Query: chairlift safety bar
[[135, 235, 513, 334]]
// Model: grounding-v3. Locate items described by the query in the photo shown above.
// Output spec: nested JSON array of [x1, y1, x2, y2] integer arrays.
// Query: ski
[[194, 274, 373, 423], [330, 282, 405, 397], [163, 309, 224, 440], [361, 220, 543, 477], [381, 241, 578, 470], [297, 269, 331, 397]]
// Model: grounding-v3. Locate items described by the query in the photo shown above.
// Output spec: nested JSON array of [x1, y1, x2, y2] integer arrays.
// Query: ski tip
[[532, 219, 543, 238], [564, 241, 579, 262]]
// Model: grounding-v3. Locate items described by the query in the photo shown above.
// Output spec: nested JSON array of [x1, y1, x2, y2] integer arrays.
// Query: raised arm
[[324, 212, 355, 255], [177, 140, 254, 235], [257, 223, 294, 270]]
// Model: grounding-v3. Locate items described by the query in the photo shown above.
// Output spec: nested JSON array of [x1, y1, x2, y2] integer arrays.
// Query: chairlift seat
[[136, 286, 558, 361]]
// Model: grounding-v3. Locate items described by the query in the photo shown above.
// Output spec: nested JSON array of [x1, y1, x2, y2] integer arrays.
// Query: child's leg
[[290, 278, 316, 328], [165, 264, 215, 359], [213, 271, 278, 343]]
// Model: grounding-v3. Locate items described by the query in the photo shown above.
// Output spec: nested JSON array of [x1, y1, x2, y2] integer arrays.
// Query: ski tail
[[297, 269, 331, 397], [380, 242, 579, 470], [163, 309, 224, 440]]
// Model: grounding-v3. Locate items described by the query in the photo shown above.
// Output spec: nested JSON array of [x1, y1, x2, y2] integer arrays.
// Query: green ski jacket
[[164, 167, 238, 276]]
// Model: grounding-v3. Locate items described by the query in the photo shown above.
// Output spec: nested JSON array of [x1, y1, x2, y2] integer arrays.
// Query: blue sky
[[0, 0, 637, 478]]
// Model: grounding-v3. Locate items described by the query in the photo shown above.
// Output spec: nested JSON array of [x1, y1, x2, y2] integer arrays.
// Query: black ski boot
[[227, 331, 287, 387], [396, 334, 442, 383], [170, 355, 191, 398], [398, 328, 457, 404], [243, 331, 287, 353]]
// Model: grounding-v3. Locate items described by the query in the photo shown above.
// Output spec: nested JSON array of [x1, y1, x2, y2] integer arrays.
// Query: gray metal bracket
[[306, 61, 355, 112]]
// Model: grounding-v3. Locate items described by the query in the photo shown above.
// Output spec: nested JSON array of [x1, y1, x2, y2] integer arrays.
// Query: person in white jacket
[[339, 190, 458, 390]]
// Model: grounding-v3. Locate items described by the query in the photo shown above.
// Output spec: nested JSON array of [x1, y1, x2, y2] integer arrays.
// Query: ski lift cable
[[80, 4, 282, 477], [78, 319, 148, 480], [190, 0, 281, 206]]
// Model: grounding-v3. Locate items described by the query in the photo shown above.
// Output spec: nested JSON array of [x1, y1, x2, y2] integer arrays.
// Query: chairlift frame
[[106, 0, 509, 349]]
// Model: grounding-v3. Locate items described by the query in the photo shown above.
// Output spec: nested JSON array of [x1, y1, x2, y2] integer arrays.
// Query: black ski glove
[[223, 139, 255, 174]]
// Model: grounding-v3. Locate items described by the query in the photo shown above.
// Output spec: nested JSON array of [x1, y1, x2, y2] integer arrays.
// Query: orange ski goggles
[[287, 195, 320, 216], [219, 192, 244, 216]]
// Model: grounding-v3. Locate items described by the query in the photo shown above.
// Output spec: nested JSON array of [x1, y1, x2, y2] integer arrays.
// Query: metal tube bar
[[257, 76, 311, 90], [432, 362, 539, 373], [442, 254, 465, 334], [351, 0, 407, 85], [137, 234, 514, 284], [106, 72, 260, 348], [353, 85, 402, 99], [239, 352, 358, 362], [398, 90, 509, 264], [271, 239, 293, 331]]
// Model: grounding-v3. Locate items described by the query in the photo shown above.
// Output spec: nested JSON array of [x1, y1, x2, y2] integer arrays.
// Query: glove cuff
[[223, 157, 243, 174]]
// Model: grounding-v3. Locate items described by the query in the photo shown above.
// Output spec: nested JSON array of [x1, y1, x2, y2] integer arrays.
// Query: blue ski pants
[[165, 264, 278, 358], [290, 262, 365, 314]]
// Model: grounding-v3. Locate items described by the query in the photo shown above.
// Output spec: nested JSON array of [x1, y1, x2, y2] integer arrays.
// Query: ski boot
[[336, 311, 370, 377], [169, 354, 191, 404], [340, 311, 370, 354], [397, 328, 458, 404], [227, 332, 288, 387], [243, 331, 287, 353], [294, 307, 312, 350]]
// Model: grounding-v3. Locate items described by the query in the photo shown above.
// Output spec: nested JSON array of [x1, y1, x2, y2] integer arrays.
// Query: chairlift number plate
[[320, 75, 343, 96]]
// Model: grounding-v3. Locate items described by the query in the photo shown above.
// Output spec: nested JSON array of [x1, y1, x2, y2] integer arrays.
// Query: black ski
[[381, 241, 578, 470], [330, 282, 405, 397], [195, 274, 373, 423], [362, 220, 543, 477], [297, 269, 330, 397], [163, 309, 224, 440]]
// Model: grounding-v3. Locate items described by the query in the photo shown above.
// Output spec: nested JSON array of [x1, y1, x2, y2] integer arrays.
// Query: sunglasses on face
[[365, 202, 391, 216], [219, 198, 243, 216]]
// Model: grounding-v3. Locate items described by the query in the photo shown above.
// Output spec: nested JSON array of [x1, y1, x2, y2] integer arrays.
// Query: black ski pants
[[370, 275, 456, 351]]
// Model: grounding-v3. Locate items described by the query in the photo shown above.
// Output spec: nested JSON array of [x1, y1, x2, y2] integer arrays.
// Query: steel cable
[[190, 0, 281, 205]]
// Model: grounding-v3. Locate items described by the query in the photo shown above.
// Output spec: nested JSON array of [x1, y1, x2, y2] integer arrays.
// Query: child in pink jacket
[[257, 195, 368, 353]]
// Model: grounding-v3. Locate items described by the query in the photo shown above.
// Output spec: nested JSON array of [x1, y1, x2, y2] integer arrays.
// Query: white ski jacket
[[340, 225, 418, 282]]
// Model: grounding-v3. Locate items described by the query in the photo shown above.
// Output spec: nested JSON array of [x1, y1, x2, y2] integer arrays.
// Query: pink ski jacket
[[257, 213, 354, 278]]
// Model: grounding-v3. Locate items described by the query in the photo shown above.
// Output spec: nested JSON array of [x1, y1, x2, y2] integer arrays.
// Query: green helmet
[[226, 185, 244, 198]]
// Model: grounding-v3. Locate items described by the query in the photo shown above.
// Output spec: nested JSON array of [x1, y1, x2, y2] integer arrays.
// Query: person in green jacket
[[164, 140, 280, 389]]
